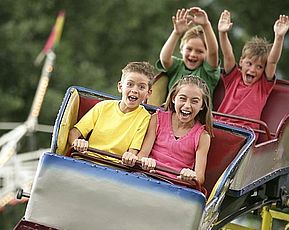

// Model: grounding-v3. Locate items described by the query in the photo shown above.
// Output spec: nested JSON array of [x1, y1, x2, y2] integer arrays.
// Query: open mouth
[[245, 74, 254, 84], [180, 110, 192, 118], [128, 95, 138, 102], [187, 58, 198, 65]]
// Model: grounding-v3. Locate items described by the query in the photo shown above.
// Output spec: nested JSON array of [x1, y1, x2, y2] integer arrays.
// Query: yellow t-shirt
[[74, 100, 151, 159]]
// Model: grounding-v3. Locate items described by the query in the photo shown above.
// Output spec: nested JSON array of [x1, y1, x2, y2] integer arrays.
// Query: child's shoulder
[[95, 99, 117, 106], [92, 100, 118, 111]]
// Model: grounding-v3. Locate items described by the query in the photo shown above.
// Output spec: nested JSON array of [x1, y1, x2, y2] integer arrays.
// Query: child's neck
[[118, 101, 138, 114], [171, 113, 195, 137]]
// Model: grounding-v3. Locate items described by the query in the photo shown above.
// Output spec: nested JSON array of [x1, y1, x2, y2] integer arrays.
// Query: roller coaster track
[[0, 51, 55, 210]]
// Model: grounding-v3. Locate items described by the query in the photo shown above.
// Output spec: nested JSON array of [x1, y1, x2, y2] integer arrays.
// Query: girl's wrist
[[202, 21, 211, 29], [172, 30, 183, 37]]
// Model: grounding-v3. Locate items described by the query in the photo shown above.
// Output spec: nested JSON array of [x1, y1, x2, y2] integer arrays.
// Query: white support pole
[[26, 51, 56, 132]]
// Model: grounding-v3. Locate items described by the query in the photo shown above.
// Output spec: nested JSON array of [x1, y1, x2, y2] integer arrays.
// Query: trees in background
[[0, 0, 289, 228], [0, 0, 288, 125]]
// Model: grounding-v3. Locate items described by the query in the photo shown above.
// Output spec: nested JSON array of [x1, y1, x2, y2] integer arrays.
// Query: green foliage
[[0, 0, 289, 123], [1, 0, 289, 227]]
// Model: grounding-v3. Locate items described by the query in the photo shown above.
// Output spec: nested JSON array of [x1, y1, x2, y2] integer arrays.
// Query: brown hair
[[164, 75, 213, 136], [121, 62, 155, 89], [180, 26, 207, 50], [241, 36, 272, 64]]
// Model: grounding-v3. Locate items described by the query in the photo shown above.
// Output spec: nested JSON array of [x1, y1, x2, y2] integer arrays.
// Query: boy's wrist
[[275, 34, 285, 40]]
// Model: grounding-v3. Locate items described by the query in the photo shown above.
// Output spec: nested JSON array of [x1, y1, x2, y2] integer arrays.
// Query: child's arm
[[179, 131, 210, 184], [178, 131, 211, 184], [188, 7, 219, 68], [218, 10, 235, 73], [68, 127, 88, 152], [121, 149, 139, 166], [122, 113, 157, 166], [194, 131, 210, 184], [137, 113, 157, 158], [160, 9, 192, 70], [266, 15, 289, 80]]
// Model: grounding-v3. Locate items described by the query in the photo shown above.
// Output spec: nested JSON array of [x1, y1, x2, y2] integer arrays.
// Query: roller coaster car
[[14, 72, 289, 229], [212, 77, 289, 229], [149, 73, 289, 229]]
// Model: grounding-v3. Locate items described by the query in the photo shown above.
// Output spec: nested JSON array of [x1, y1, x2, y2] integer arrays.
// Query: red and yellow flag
[[35, 10, 65, 65]]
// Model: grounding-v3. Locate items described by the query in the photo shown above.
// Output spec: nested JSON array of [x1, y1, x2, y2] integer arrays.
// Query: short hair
[[164, 75, 213, 136], [241, 36, 272, 64], [121, 62, 155, 89], [180, 26, 207, 50]]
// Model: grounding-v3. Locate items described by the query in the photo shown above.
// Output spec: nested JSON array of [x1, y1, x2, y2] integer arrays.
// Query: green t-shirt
[[156, 56, 220, 98]]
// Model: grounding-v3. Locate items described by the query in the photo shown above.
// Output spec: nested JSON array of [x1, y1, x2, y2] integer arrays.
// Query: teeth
[[181, 110, 191, 115], [128, 96, 137, 100]]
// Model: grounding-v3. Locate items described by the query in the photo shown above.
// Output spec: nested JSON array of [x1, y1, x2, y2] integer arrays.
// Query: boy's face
[[239, 56, 266, 86], [181, 38, 207, 70], [117, 72, 151, 113]]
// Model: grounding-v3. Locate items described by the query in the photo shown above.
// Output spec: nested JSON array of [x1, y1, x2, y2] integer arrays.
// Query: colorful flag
[[35, 10, 65, 65]]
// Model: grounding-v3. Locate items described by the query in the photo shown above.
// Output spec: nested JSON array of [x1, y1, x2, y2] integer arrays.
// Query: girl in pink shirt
[[123, 76, 213, 185]]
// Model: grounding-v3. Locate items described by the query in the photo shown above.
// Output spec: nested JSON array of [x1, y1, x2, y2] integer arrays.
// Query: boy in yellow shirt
[[68, 62, 154, 160]]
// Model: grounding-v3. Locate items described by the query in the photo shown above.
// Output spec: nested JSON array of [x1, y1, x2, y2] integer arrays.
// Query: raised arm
[[160, 9, 192, 70], [218, 10, 235, 73], [265, 15, 289, 80], [188, 7, 219, 68]]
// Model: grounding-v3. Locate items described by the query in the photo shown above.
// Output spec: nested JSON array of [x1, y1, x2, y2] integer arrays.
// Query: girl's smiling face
[[172, 84, 204, 124]]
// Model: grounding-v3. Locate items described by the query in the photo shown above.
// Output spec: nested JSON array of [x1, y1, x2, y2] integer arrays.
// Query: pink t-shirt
[[150, 110, 204, 178], [216, 66, 275, 130]]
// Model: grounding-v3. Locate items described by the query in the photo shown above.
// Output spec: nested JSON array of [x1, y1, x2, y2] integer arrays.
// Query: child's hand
[[172, 8, 192, 35], [122, 151, 138, 167], [178, 168, 197, 182], [140, 157, 156, 171], [187, 7, 209, 26], [72, 139, 88, 153], [274, 15, 289, 37], [218, 10, 233, 32]]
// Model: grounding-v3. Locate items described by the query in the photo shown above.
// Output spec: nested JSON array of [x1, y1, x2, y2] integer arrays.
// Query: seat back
[[258, 79, 289, 142], [213, 79, 289, 143], [212, 79, 225, 111], [204, 125, 247, 195], [146, 72, 168, 106], [51, 87, 119, 155]]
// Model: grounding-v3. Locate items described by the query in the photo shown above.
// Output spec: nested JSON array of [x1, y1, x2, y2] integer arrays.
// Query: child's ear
[[117, 81, 122, 93], [147, 89, 152, 97], [239, 58, 243, 67], [172, 96, 176, 104]]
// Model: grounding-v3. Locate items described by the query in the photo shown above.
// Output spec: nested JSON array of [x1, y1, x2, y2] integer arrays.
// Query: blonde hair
[[164, 75, 213, 136], [180, 26, 207, 50], [121, 62, 155, 89], [241, 36, 272, 64]]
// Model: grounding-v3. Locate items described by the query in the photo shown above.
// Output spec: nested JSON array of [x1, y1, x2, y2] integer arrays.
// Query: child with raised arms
[[217, 10, 289, 136], [155, 7, 220, 98]]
